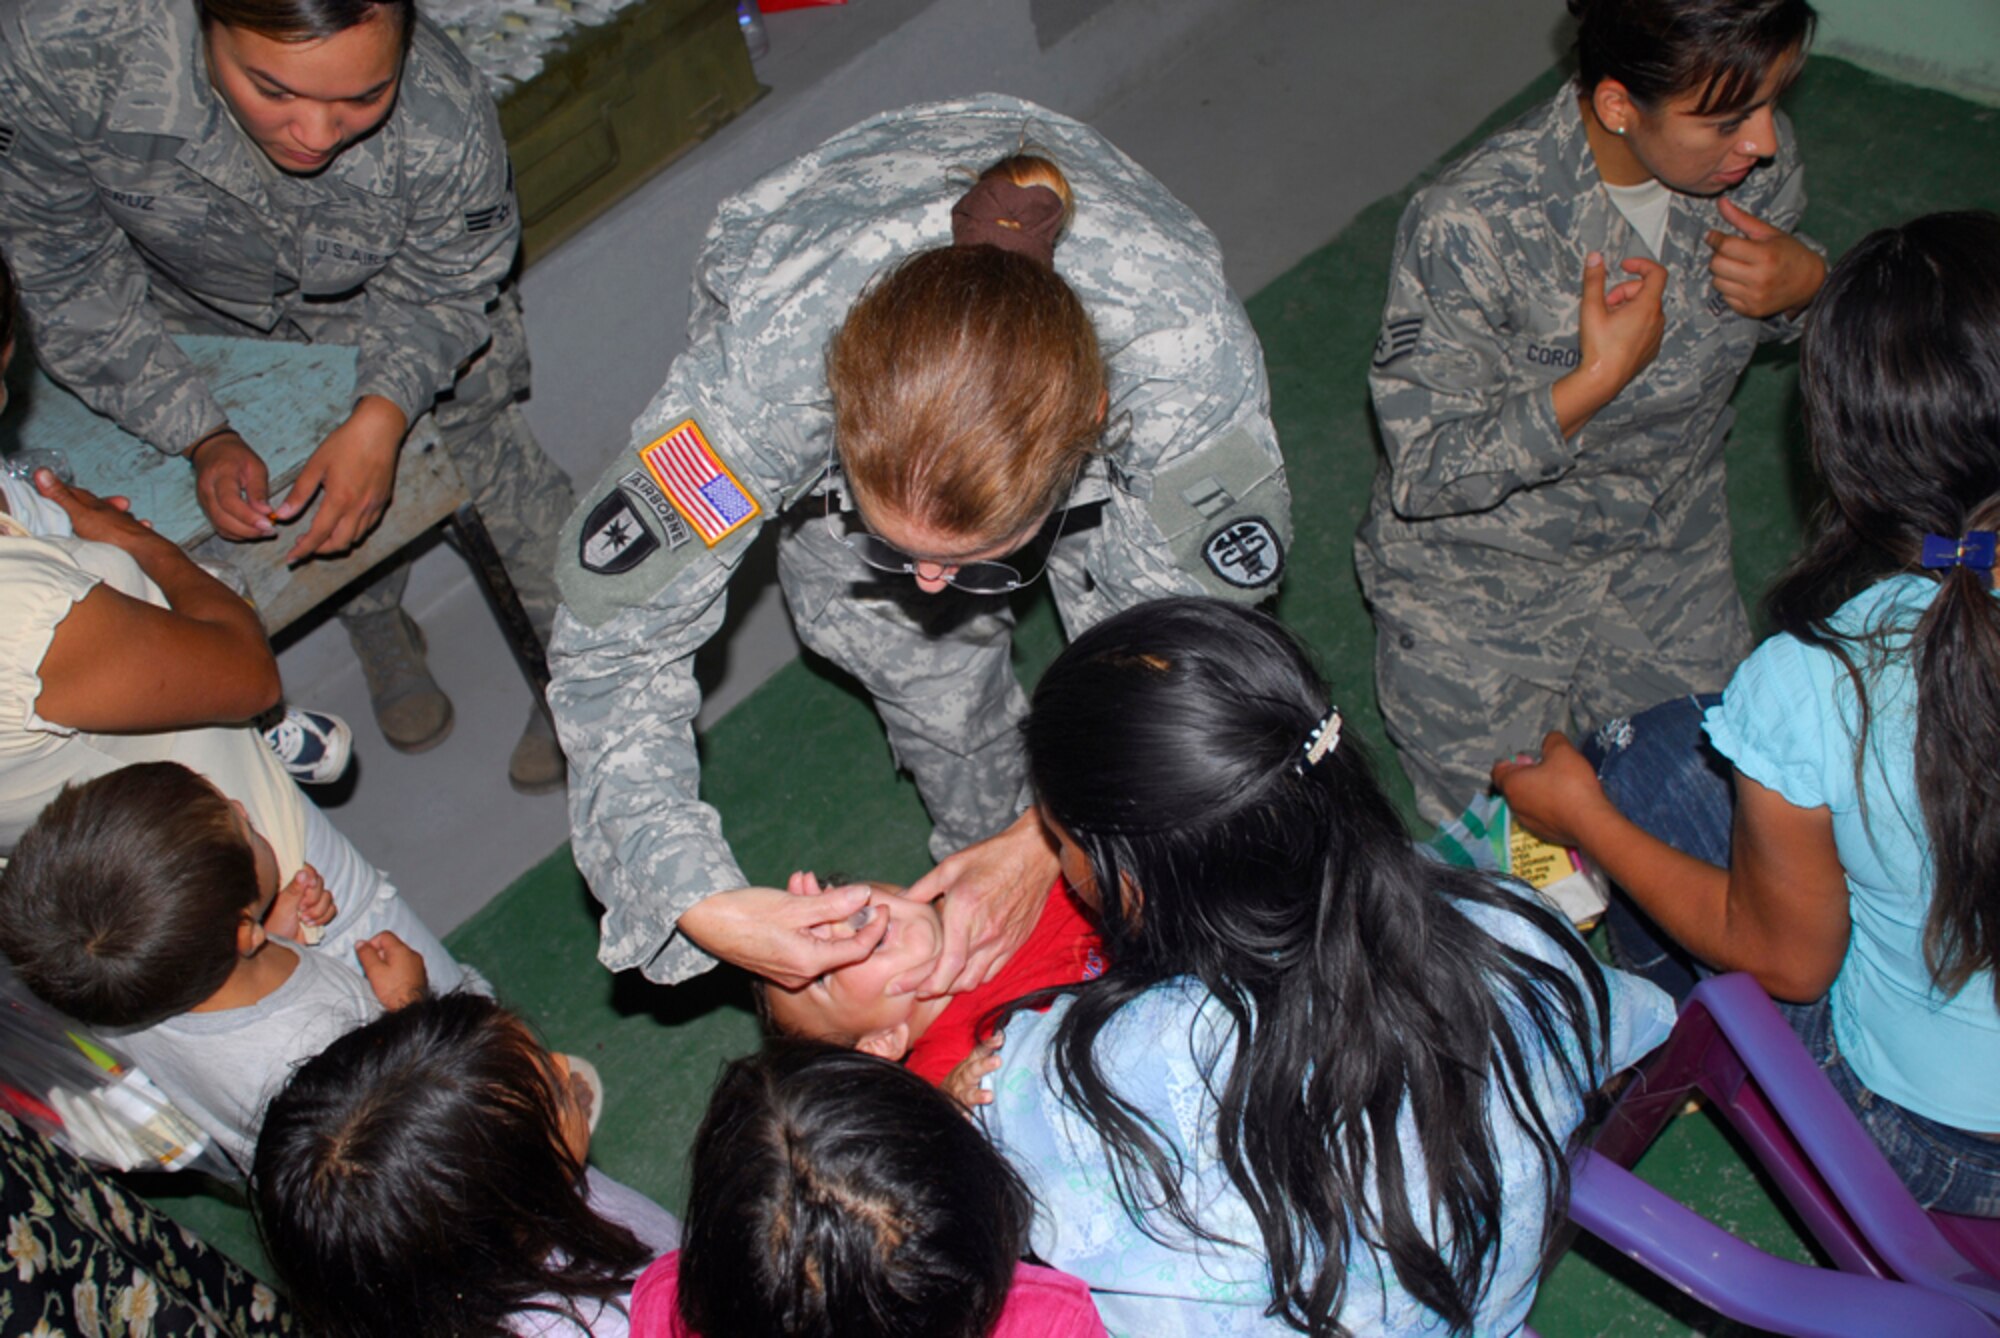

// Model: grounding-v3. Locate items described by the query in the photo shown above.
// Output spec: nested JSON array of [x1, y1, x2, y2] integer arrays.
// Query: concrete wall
[[1815, 0, 2000, 106]]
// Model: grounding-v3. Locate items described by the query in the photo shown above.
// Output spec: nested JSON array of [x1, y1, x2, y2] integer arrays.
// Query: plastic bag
[[1430, 794, 1609, 929], [0, 960, 230, 1178]]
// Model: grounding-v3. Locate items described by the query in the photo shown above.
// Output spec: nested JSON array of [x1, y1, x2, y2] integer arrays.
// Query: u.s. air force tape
[[1203, 516, 1283, 589], [1372, 316, 1422, 368]]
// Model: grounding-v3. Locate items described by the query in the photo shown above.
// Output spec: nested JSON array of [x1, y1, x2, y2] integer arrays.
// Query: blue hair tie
[[1920, 531, 1998, 571]]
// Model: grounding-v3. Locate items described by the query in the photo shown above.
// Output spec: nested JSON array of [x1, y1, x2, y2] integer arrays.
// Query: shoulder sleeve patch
[[1138, 422, 1291, 603], [637, 418, 762, 545]]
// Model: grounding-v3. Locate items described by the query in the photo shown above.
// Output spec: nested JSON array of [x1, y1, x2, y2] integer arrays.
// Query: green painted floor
[[143, 56, 2000, 1334]]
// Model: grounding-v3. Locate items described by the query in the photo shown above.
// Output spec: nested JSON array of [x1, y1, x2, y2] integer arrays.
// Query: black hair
[[196, 0, 414, 50], [0, 763, 256, 1028], [1766, 210, 2000, 1008], [1021, 598, 1611, 1336], [252, 993, 651, 1338], [677, 1041, 1031, 1338], [1569, 0, 1816, 116]]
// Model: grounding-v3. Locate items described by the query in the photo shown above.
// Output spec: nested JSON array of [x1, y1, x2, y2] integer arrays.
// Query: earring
[[1613, 125, 1627, 136]]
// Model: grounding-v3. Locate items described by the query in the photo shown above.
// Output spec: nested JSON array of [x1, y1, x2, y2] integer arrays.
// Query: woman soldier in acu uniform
[[549, 96, 1291, 1000]]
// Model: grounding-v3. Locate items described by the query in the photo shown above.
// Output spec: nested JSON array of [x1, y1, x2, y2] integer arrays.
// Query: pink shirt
[[629, 1252, 1104, 1337]]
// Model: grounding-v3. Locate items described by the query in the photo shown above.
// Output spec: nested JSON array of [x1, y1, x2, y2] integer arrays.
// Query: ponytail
[[1913, 542, 2000, 1002]]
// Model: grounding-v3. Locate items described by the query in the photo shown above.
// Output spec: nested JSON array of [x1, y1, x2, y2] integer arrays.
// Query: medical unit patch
[[637, 419, 761, 546]]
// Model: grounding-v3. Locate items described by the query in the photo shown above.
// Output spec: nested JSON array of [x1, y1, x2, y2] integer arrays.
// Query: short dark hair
[[195, 0, 414, 50], [1569, 0, 1817, 116], [0, 763, 255, 1028], [678, 1041, 1032, 1338], [253, 993, 652, 1338]]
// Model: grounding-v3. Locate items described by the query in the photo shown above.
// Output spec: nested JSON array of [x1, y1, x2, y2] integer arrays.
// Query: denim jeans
[[1581, 693, 1730, 1001], [1790, 993, 2000, 1216], [1586, 695, 2000, 1217]]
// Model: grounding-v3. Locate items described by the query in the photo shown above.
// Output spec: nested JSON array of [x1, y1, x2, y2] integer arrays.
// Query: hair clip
[[1297, 708, 1343, 774], [1920, 531, 1998, 571]]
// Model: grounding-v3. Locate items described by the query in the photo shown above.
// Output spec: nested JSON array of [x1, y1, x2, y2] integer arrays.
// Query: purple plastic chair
[[1556, 1148, 1997, 1335], [1592, 973, 2000, 1321]]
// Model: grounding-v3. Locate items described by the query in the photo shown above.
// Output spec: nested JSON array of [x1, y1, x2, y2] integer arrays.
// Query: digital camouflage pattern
[[0, 0, 570, 635], [550, 95, 1290, 983], [1355, 84, 1815, 823]]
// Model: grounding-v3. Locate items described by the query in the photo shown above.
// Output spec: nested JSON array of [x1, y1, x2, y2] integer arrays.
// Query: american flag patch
[[637, 419, 760, 546]]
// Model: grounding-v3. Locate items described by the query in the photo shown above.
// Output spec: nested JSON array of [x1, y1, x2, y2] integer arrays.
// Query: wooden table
[[0, 336, 548, 695]]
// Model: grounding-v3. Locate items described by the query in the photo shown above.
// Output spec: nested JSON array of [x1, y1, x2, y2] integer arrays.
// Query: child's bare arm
[[263, 864, 335, 945], [354, 932, 428, 1009]]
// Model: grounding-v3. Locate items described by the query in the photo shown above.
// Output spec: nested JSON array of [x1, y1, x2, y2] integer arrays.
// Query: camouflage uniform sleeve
[[1368, 191, 1575, 521], [547, 229, 773, 984], [349, 64, 517, 425], [0, 18, 227, 455], [548, 582, 747, 986], [1752, 110, 1820, 347]]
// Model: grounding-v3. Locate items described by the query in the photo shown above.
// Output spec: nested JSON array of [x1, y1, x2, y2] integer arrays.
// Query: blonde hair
[[827, 154, 1105, 544]]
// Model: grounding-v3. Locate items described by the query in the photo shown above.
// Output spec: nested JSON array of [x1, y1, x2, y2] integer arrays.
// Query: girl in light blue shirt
[[1498, 210, 2000, 1215], [979, 598, 1671, 1336]]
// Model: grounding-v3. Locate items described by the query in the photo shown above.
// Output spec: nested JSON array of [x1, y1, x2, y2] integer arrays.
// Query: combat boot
[[509, 702, 567, 795], [345, 609, 454, 753]]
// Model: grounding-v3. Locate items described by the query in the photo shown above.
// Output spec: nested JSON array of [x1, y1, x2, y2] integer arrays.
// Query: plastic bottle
[[737, 0, 769, 61]]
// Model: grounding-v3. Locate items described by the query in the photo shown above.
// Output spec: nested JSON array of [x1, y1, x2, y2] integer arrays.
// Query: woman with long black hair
[[980, 598, 1671, 1336], [1498, 211, 2000, 1216]]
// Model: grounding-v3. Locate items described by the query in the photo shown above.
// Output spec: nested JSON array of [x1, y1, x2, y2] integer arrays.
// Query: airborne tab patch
[[617, 468, 692, 551], [637, 419, 760, 546]]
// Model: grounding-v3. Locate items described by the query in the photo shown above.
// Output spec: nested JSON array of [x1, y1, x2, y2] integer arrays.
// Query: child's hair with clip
[[676, 1040, 1031, 1338], [1021, 596, 1611, 1337]]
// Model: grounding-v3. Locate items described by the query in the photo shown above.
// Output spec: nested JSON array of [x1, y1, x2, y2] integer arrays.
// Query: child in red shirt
[[760, 874, 1104, 1084]]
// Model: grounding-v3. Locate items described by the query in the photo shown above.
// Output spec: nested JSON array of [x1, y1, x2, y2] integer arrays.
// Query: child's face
[[1039, 806, 1102, 913], [764, 890, 945, 1052]]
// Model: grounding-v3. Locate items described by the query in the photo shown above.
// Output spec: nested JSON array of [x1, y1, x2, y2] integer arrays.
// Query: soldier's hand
[[1558, 252, 1667, 436], [190, 430, 276, 540], [278, 396, 406, 564], [891, 808, 1059, 999], [1489, 732, 1611, 850], [1706, 197, 1826, 320], [678, 884, 888, 990]]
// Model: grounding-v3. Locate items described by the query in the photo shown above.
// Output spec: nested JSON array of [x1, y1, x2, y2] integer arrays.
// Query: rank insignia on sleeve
[[637, 419, 761, 546], [0, 124, 15, 156], [464, 197, 513, 235], [1203, 517, 1283, 589], [1372, 316, 1422, 368], [579, 490, 660, 575]]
